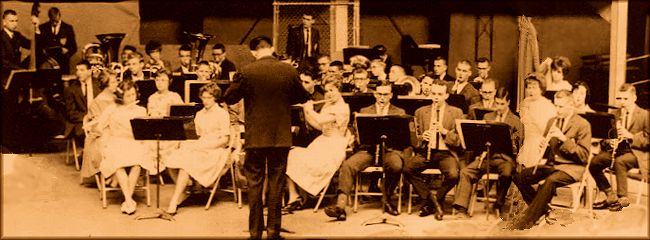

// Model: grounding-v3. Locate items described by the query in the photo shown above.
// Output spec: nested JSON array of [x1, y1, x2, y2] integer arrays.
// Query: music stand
[[456, 119, 512, 220], [355, 114, 417, 227], [130, 118, 196, 221]]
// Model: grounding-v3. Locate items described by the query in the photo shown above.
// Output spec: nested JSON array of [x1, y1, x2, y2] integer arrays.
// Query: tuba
[[184, 32, 214, 72], [395, 76, 421, 96], [96, 33, 126, 80]]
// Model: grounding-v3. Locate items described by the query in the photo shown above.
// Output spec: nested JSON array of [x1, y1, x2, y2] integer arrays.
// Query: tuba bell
[[184, 32, 214, 72]]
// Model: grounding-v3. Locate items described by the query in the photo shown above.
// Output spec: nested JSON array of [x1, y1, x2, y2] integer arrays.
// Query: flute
[[532, 118, 557, 175], [293, 99, 333, 107]]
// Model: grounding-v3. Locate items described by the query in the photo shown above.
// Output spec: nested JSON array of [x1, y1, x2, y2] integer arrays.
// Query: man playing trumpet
[[403, 80, 464, 220], [511, 90, 591, 230], [589, 83, 649, 211]]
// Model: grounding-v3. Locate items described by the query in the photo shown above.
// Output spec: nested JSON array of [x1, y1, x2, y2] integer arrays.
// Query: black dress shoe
[[383, 202, 400, 216], [608, 202, 623, 212], [593, 200, 611, 210], [418, 204, 433, 217], [282, 199, 304, 214], [324, 206, 347, 221]]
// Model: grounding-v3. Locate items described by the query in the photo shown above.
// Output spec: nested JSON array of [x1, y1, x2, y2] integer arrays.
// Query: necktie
[[305, 28, 312, 57], [557, 118, 564, 132], [433, 109, 440, 149]]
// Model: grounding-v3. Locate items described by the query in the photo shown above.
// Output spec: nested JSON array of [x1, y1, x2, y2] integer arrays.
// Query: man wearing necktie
[[403, 80, 465, 220], [286, 13, 319, 69], [38, 7, 77, 74], [589, 83, 650, 212], [324, 86, 407, 221], [511, 90, 591, 230], [63, 61, 94, 145], [453, 87, 524, 218]]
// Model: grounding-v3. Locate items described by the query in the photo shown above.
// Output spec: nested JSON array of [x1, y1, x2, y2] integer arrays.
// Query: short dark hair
[[476, 57, 490, 64], [300, 69, 314, 78], [3, 10, 17, 19], [122, 45, 137, 53], [572, 81, 591, 97], [554, 90, 574, 104], [48, 7, 60, 19], [212, 43, 226, 52], [551, 56, 571, 76], [179, 44, 192, 53], [372, 45, 387, 55], [76, 60, 91, 70], [249, 36, 272, 51], [329, 60, 344, 68], [618, 83, 637, 96], [434, 56, 447, 65], [495, 87, 510, 100], [114, 80, 139, 105], [145, 40, 163, 55], [524, 72, 546, 93]]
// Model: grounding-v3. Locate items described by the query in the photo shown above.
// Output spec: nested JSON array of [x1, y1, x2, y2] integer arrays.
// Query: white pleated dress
[[286, 100, 350, 196], [98, 104, 157, 177], [165, 105, 231, 187], [517, 96, 557, 167]]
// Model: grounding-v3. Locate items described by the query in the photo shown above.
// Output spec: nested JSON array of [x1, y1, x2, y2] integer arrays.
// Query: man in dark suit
[[453, 87, 524, 217], [432, 56, 455, 82], [511, 90, 591, 230], [324, 86, 408, 220], [447, 60, 480, 106], [1, 10, 32, 83], [63, 60, 95, 144], [210, 43, 237, 80], [286, 13, 319, 68], [224, 36, 310, 239], [38, 7, 76, 74], [589, 83, 649, 211], [403, 80, 465, 220]]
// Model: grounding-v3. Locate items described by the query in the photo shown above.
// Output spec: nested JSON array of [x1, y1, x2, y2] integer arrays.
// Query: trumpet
[[532, 118, 557, 174]]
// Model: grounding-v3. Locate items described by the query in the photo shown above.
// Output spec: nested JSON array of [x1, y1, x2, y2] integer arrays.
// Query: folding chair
[[407, 168, 442, 214], [53, 134, 80, 171], [353, 166, 403, 213], [467, 173, 500, 217], [99, 170, 151, 208], [205, 125, 245, 210]]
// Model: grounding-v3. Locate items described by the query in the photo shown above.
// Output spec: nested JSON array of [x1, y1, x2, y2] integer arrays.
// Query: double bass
[[13, 2, 65, 152]]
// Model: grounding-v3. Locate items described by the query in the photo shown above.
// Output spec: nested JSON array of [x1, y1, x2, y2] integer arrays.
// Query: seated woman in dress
[[517, 73, 557, 168], [572, 81, 595, 114], [80, 69, 119, 184], [147, 70, 184, 182], [96, 80, 157, 214], [283, 78, 350, 212], [165, 83, 231, 215]]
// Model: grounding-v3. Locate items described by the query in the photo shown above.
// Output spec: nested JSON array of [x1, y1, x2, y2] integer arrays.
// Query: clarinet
[[426, 109, 441, 161]]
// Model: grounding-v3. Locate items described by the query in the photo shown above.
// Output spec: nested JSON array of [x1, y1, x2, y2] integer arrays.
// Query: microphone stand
[[361, 135, 403, 227]]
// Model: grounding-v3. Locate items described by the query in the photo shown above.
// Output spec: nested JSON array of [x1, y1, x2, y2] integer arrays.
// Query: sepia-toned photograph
[[1, 0, 648, 238]]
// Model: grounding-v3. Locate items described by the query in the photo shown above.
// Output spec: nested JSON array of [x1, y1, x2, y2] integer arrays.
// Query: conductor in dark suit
[[224, 36, 311, 239], [286, 13, 319, 69], [38, 7, 76, 74]]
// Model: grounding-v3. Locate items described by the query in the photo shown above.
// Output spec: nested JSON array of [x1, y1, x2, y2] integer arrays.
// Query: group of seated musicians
[[63, 44, 646, 230]]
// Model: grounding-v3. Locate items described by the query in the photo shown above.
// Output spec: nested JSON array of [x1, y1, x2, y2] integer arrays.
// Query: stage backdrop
[[1, 0, 141, 74]]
